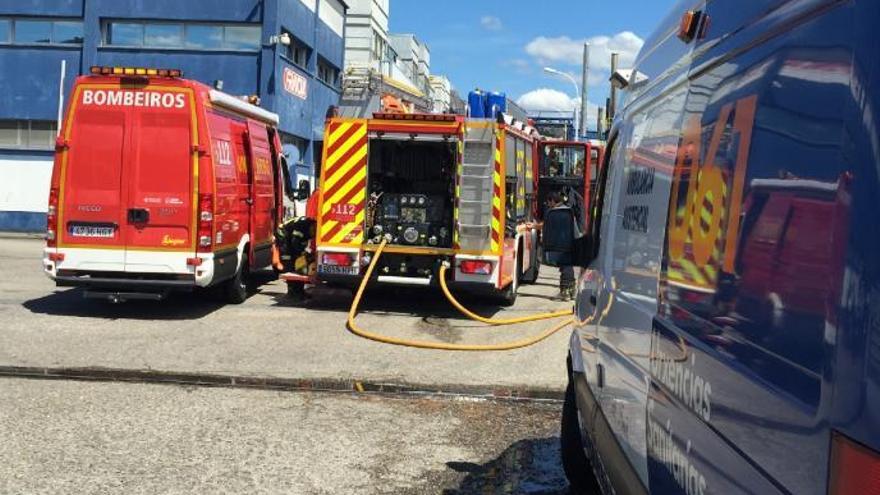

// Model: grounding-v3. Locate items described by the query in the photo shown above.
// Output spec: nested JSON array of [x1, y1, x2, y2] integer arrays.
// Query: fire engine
[[535, 139, 603, 230], [309, 112, 541, 305], [43, 66, 293, 303]]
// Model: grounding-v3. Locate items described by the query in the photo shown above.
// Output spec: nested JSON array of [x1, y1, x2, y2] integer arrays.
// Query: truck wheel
[[561, 380, 599, 494], [224, 251, 250, 304], [287, 281, 306, 301], [521, 236, 540, 284], [496, 251, 519, 307]]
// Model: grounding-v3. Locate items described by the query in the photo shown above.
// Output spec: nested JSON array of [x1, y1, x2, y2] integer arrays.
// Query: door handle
[[127, 208, 149, 224], [242, 198, 254, 205]]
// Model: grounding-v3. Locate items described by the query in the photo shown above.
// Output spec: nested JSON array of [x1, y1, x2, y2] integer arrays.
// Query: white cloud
[[524, 31, 644, 85], [516, 88, 602, 130], [480, 15, 503, 31]]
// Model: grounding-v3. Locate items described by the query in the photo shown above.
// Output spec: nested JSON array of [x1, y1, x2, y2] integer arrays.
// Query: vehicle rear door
[[58, 87, 128, 270], [244, 120, 274, 264], [123, 88, 197, 273]]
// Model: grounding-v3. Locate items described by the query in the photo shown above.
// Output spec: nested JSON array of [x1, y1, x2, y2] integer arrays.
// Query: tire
[[521, 234, 541, 284], [224, 251, 250, 304], [496, 250, 520, 307], [286, 281, 305, 301], [561, 379, 600, 494]]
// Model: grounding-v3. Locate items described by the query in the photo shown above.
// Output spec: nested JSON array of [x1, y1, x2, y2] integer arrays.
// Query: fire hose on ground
[[346, 239, 573, 351]]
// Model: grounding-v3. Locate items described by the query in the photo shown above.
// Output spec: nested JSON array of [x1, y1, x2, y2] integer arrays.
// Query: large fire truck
[[308, 112, 541, 305]]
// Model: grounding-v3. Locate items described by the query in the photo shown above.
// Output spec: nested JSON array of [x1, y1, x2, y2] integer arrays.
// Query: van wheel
[[224, 252, 250, 304], [561, 380, 599, 494]]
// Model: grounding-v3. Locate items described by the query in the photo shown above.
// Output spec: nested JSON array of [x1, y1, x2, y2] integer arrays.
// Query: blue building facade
[[0, 0, 346, 231]]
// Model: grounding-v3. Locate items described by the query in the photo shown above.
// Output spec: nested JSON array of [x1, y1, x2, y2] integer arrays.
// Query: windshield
[[542, 144, 585, 178]]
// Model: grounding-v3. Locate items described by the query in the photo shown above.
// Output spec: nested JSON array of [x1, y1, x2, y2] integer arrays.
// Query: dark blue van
[[555, 1, 880, 493]]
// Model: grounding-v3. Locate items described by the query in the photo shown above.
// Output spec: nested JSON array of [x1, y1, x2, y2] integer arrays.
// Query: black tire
[[224, 251, 250, 304], [521, 234, 541, 284], [495, 249, 519, 307], [561, 380, 600, 494], [286, 281, 306, 301]]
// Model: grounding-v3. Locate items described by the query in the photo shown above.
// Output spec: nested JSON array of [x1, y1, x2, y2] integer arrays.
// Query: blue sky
[[390, 0, 675, 129]]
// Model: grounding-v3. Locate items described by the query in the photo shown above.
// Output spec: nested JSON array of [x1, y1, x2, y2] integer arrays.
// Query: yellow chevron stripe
[[321, 148, 368, 209], [328, 122, 354, 145], [326, 124, 367, 167], [322, 176, 367, 217], [330, 210, 365, 244], [319, 219, 338, 238]]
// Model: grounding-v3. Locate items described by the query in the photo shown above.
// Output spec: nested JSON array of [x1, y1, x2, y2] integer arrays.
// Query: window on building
[[317, 58, 339, 87], [0, 18, 82, 44], [15, 20, 52, 43], [223, 25, 261, 50], [53, 21, 83, 44], [106, 21, 260, 50], [0, 19, 10, 43], [145, 23, 182, 48], [0, 120, 58, 150], [107, 22, 144, 46], [184, 24, 222, 49], [285, 34, 311, 68]]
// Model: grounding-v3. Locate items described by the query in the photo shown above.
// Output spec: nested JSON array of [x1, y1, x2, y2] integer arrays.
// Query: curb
[[0, 365, 564, 402]]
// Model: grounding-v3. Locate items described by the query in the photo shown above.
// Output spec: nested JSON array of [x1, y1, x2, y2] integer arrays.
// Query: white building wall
[[0, 154, 52, 213], [318, 0, 345, 37]]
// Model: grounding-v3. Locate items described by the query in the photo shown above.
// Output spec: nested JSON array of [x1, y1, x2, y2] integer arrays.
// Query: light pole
[[544, 67, 580, 140]]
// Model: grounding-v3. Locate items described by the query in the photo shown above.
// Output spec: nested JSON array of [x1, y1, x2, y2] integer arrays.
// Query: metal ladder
[[457, 123, 496, 252]]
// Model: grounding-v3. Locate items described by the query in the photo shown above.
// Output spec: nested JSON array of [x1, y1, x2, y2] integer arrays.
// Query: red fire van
[[43, 66, 289, 303]]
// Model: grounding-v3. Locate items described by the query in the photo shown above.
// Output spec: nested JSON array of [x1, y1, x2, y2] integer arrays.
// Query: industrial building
[[0, 0, 346, 232]]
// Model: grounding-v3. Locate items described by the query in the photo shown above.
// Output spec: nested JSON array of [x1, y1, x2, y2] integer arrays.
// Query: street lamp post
[[544, 66, 580, 140]]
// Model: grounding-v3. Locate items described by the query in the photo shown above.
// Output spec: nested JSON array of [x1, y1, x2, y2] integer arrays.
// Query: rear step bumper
[[55, 275, 195, 291], [84, 290, 168, 303]]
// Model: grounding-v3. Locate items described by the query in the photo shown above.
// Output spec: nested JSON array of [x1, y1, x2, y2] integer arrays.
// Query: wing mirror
[[541, 207, 592, 268]]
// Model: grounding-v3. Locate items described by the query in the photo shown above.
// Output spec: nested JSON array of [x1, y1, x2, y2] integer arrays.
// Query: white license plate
[[69, 225, 115, 238], [318, 264, 359, 276]]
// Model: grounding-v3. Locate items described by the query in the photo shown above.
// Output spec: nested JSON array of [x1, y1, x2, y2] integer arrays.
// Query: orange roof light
[[89, 66, 183, 78]]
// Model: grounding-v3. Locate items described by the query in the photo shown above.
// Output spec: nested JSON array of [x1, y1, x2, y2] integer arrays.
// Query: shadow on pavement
[[21, 271, 278, 320], [270, 283, 507, 321], [443, 436, 572, 495]]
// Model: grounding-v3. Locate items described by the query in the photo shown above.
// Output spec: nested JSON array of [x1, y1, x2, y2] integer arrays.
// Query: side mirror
[[542, 207, 591, 268], [295, 179, 311, 201]]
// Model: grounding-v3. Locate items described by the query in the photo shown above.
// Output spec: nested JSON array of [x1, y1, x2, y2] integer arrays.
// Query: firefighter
[[544, 191, 580, 301], [276, 188, 320, 298]]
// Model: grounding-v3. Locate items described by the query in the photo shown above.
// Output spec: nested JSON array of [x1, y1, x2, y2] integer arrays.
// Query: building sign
[[283, 67, 308, 100]]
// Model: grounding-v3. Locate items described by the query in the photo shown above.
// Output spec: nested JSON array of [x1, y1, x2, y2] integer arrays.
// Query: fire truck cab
[[43, 66, 290, 303], [313, 112, 540, 305]]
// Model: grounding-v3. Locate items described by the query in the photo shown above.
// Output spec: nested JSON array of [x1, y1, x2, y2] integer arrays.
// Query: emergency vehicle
[[43, 66, 290, 303], [535, 139, 603, 229], [311, 112, 540, 305], [544, 1, 880, 494]]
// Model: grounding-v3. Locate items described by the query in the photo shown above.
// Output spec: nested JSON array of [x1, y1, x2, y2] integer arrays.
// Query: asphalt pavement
[[0, 377, 568, 494], [0, 237, 572, 396]]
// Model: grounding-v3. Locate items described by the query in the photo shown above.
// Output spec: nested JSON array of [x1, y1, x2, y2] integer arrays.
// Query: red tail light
[[322, 252, 354, 266], [197, 193, 213, 253], [829, 432, 880, 495], [46, 187, 59, 247], [459, 260, 493, 275]]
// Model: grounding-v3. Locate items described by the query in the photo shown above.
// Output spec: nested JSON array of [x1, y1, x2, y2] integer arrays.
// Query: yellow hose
[[346, 239, 573, 351], [437, 264, 572, 324]]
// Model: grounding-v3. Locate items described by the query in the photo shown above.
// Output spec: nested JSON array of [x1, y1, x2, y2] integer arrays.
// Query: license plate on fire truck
[[68, 224, 115, 238], [318, 264, 359, 275]]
